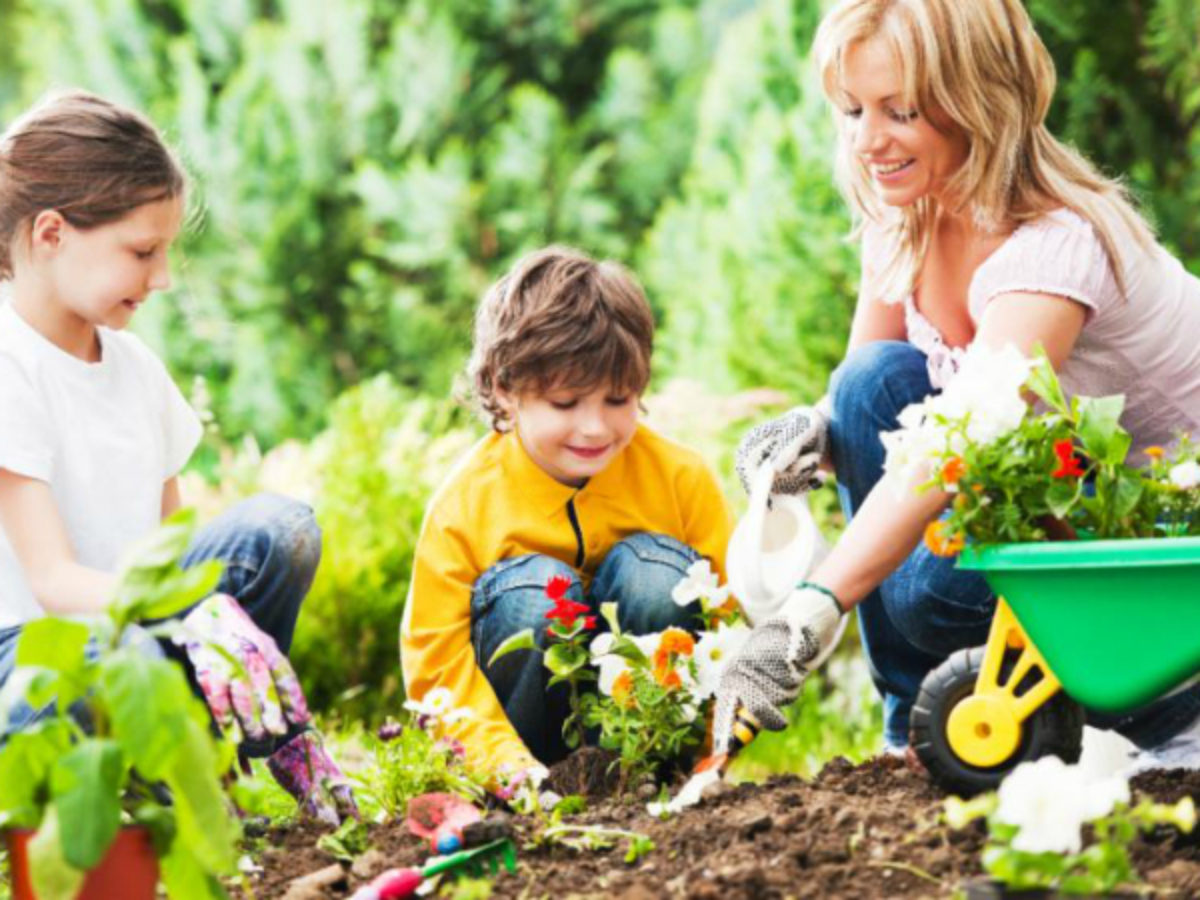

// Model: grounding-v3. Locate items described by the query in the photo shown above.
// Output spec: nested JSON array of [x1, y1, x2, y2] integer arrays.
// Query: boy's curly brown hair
[[466, 245, 654, 432]]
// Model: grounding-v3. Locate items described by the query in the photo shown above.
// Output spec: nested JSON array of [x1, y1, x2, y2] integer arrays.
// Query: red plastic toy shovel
[[405, 792, 483, 854]]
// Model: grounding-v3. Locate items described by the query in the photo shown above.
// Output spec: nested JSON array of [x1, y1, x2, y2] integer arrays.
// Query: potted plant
[[0, 510, 240, 900]]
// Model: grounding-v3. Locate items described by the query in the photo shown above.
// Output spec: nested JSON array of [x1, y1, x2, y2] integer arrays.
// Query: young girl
[[717, 0, 1200, 767], [0, 91, 356, 824], [402, 246, 734, 784]]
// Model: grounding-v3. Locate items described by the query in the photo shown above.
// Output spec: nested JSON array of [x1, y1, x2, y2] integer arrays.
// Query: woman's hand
[[735, 404, 830, 496], [173, 592, 311, 743], [712, 585, 844, 752]]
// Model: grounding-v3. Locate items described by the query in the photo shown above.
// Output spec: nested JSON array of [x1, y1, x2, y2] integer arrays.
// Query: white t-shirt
[[0, 302, 202, 628]]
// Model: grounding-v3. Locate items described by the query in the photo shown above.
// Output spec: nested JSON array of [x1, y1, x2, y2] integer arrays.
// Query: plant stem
[[864, 859, 943, 886]]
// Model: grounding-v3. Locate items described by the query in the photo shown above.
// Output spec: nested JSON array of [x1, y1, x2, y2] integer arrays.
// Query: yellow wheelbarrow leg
[[946, 599, 1063, 768]]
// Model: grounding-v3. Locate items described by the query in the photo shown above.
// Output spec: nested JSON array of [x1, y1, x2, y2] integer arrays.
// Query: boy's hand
[[735, 405, 829, 496], [266, 731, 359, 826], [173, 592, 311, 743], [712, 586, 843, 752]]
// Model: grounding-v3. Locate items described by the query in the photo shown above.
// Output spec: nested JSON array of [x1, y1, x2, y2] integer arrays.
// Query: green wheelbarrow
[[910, 536, 1200, 795]]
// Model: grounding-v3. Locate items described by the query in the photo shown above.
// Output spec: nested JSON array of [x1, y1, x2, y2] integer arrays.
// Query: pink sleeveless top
[[863, 210, 1200, 454]]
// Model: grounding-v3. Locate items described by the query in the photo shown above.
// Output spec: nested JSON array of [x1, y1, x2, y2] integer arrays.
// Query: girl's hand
[[266, 730, 360, 826], [173, 592, 311, 742]]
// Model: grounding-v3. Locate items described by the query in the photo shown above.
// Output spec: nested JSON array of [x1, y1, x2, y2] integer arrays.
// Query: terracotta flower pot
[[964, 877, 1139, 900], [6, 826, 159, 900]]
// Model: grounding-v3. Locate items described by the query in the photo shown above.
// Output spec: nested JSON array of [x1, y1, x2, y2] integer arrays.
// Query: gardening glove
[[173, 592, 311, 744], [266, 730, 360, 826], [712, 585, 844, 753], [735, 401, 830, 496]]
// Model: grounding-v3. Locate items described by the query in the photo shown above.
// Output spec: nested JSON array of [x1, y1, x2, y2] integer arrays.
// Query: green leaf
[[1076, 395, 1129, 464], [163, 718, 238, 875], [545, 643, 588, 677], [1046, 478, 1081, 519], [487, 628, 538, 668], [1026, 353, 1068, 413], [100, 650, 191, 780], [136, 561, 223, 622], [605, 635, 648, 665], [114, 509, 199, 574], [0, 722, 73, 827], [15, 620, 90, 677], [161, 838, 230, 900], [599, 602, 621, 635], [50, 740, 125, 870], [1114, 472, 1145, 520], [28, 806, 86, 900]]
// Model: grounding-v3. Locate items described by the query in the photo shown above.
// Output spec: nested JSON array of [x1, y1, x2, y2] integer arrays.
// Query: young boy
[[401, 246, 733, 780]]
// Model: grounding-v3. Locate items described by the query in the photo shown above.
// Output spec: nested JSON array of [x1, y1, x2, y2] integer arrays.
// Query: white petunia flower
[[670, 559, 730, 608], [592, 632, 661, 696], [693, 623, 751, 700], [993, 756, 1130, 855], [404, 687, 473, 725], [1170, 460, 1200, 489]]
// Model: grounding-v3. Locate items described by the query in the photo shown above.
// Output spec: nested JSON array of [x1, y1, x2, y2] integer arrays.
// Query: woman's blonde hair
[[813, 0, 1155, 303]]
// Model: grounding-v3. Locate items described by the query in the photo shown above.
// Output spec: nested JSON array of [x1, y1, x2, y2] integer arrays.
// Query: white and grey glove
[[735, 402, 830, 496], [712, 584, 844, 753]]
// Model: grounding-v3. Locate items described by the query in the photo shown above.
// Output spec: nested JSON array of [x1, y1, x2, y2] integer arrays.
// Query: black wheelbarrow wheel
[[910, 645, 1086, 796]]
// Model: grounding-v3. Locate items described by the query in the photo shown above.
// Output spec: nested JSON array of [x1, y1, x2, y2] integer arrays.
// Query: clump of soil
[[544, 746, 623, 799], [246, 758, 1200, 899]]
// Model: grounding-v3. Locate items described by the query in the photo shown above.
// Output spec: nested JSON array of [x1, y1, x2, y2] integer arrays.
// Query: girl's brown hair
[[467, 246, 655, 432], [0, 90, 186, 278]]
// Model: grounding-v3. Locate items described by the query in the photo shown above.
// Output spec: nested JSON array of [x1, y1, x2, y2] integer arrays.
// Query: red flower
[[545, 594, 591, 628], [583, 616, 597, 630], [546, 575, 573, 601], [1051, 440, 1085, 479]]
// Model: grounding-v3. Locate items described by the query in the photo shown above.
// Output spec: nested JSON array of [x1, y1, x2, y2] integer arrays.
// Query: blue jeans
[[471, 532, 701, 764], [0, 492, 321, 758], [829, 341, 1200, 750]]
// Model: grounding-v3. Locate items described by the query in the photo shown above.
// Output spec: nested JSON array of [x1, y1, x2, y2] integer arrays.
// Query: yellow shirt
[[400, 424, 734, 774]]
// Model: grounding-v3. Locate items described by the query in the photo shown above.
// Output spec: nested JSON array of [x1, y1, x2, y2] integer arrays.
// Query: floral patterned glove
[[173, 593, 311, 743], [266, 731, 359, 826]]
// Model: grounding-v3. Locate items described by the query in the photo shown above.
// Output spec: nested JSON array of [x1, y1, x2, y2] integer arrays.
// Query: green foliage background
[[1, 0, 1198, 724]]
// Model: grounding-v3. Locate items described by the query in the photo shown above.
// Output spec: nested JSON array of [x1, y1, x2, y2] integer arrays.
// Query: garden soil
[[248, 755, 1200, 899]]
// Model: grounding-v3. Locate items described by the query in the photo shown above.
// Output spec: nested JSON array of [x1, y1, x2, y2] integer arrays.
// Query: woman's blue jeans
[[829, 341, 1200, 750], [471, 532, 701, 764], [0, 492, 321, 758]]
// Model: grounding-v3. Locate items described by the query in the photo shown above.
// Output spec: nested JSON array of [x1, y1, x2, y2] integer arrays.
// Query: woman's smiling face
[[839, 38, 969, 209]]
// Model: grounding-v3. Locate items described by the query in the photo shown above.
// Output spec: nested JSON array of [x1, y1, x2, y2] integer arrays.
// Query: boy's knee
[[597, 533, 700, 634], [830, 341, 930, 425], [472, 554, 582, 643]]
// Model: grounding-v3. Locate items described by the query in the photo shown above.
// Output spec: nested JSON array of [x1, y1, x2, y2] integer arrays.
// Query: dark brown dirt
[[244, 758, 1200, 899]]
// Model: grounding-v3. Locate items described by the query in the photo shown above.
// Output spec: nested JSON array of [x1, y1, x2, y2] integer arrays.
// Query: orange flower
[[611, 670, 635, 708], [1145, 446, 1165, 460], [941, 456, 967, 490], [924, 520, 965, 557], [653, 664, 683, 691], [656, 628, 695, 658]]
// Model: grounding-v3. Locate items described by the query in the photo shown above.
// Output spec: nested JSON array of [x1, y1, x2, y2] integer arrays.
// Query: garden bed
[[247, 755, 1200, 899]]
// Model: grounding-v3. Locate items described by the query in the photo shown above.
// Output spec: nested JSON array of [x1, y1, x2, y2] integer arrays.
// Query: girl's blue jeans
[[0, 492, 321, 758], [471, 532, 701, 764], [829, 341, 1200, 750]]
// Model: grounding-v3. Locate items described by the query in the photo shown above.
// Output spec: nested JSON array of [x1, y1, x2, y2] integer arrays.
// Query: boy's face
[[502, 381, 639, 487]]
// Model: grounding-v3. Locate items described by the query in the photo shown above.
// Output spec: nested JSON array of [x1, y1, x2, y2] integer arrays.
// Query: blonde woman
[[715, 0, 1200, 767]]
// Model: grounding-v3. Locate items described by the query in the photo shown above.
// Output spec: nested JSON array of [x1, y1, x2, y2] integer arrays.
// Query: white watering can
[[726, 454, 847, 668]]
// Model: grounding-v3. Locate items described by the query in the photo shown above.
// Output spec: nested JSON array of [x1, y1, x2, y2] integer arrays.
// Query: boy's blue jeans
[[830, 340, 1200, 750], [471, 532, 701, 764], [0, 492, 320, 757]]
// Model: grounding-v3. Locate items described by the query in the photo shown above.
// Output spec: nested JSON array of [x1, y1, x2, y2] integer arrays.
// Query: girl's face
[[839, 38, 969, 208], [500, 381, 640, 487], [42, 196, 184, 331]]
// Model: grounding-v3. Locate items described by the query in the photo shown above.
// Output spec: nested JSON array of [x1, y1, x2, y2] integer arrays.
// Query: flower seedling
[[488, 576, 597, 750], [945, 755, 1196, 894]]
